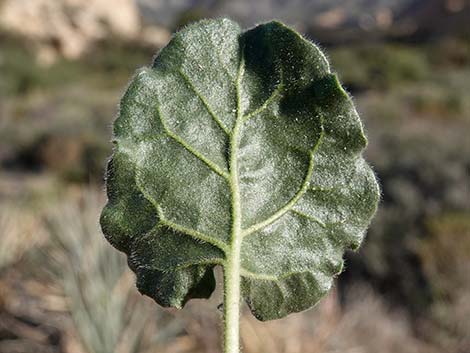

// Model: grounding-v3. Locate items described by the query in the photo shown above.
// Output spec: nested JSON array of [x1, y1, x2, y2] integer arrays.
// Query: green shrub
[[344, 121, 470, 315], [330, 44, 430, 91]]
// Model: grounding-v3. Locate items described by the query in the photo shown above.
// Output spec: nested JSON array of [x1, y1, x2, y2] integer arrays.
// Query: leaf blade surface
[[101, 19, 380, 319]]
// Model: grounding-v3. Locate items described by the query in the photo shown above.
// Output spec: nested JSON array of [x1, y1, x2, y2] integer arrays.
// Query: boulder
[[0, 0, 169, 64]]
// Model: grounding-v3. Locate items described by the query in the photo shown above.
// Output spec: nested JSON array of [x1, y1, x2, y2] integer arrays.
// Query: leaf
[[100, 19, 380, 320]]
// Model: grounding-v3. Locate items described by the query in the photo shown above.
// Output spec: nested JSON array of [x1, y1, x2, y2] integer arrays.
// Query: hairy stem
[[224, 118, 243, 353], [223, 243, 241, 353], [223, 53, 245, 353]]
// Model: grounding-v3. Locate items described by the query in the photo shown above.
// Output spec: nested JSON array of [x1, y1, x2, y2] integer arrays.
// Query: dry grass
[[44, 190, 182, 353], [0, 202, 45, 271]]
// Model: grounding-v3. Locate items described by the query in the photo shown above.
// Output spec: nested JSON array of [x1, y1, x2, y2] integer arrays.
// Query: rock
[[0, 0, 169, 64], [140, 25, 171, 48]]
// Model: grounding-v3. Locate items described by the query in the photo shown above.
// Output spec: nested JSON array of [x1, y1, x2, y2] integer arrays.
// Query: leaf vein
[[173, 258, 225, 271], [242, 76, 284, 122], [159, 217, 229, 253], [241, 268, 312, 282], [177, 69, 231, 135], [155, 104, 230, 180], [133, 171, 229, 253], [290, 208, 326, 227], [241, 125, 325, 238]]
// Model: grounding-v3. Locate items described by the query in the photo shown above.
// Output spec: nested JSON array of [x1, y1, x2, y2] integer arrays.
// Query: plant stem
[[224, 116, 243, 353], [223, 49, 245, 353], [223, 243, 241, 353]]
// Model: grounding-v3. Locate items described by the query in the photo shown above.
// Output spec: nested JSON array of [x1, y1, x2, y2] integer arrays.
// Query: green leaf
[[100, 19, 379, 320]]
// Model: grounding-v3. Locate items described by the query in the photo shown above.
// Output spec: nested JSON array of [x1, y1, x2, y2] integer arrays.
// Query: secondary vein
[[242, 73, 284, 122], [156, 104, 230, 180], [240, 268, 311, 282], [241, 126, 325, 238], [134, 171, 228, 253], [177, 69, 231, 135], [290, 208, 326, 227], [159, 217, 229, 253]]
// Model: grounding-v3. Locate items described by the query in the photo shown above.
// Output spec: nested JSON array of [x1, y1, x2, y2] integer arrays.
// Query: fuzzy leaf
[[100, 19, 379, 320]]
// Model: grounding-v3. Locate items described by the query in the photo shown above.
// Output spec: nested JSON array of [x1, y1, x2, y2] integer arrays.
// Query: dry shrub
[[325, 286, 435, 353], [417, 214, 470, 352], [420, 214, 470, 299], [239, 286, 435, 353]]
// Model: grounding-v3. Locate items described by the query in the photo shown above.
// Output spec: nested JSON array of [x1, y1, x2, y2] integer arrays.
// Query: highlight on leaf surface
[[100, 18, 380, 321]]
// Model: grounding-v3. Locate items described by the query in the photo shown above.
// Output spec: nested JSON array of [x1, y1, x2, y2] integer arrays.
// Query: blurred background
[[0, 0, 469, 352]]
